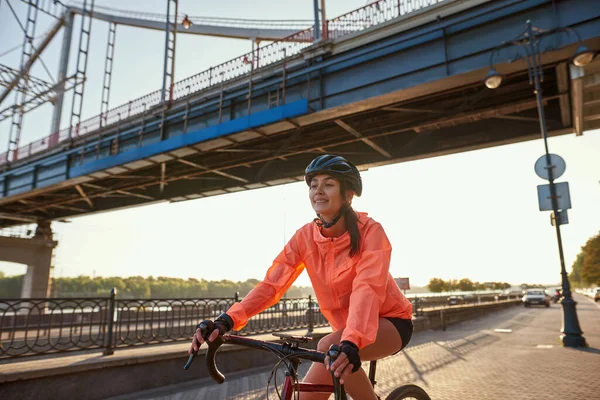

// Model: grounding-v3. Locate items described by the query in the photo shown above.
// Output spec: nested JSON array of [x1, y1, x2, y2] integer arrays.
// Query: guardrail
[[0, 290, 328, 359], [0, 286, 519, 359], [1, 0, 447, 166], [408, 292, 522, 316]]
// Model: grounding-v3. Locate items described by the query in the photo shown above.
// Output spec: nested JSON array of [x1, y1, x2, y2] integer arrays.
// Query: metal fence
[[0, 286, 520, 359], [1, 0, 448, 166], [408, 292, 522, 316], [0, 290, 327, 359]]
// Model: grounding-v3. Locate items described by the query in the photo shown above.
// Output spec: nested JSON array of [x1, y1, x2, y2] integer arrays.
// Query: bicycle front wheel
[[385, 384, 431, 400]]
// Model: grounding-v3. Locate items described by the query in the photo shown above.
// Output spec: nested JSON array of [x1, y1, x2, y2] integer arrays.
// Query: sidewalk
[[0, 326, 332, 384], [121, 294, 600, 400]]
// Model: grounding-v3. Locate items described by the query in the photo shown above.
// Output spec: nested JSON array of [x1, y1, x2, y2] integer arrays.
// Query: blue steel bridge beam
[[9, 90, 562, 216]]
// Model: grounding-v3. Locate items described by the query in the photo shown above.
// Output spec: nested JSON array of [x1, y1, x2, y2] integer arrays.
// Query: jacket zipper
[[327, 238, 341, 309]]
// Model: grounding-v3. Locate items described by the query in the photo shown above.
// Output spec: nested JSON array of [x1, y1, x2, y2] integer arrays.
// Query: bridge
[[1, 0, 600, 296]]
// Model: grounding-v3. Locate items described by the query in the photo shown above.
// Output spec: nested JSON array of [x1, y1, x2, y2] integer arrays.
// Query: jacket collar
[[311, 212, 369, 244]]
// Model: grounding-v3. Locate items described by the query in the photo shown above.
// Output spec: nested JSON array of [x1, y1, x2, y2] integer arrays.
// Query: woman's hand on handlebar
[[323, 341, 361, 384], [189, 322, 218, 354], [188, 313, 234, 355]]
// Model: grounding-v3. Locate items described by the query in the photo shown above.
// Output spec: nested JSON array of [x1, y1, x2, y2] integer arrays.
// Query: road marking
[[536, 344, 554, 349], [494, 328, 512, 333], [581, 296, 600, 309]]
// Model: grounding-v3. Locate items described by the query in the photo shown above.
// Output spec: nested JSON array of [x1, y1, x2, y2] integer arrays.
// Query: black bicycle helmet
[[304, 154, 362, 197]]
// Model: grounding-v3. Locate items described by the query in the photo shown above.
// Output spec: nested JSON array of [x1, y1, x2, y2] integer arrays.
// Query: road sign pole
[[525, 21, 586, 347]]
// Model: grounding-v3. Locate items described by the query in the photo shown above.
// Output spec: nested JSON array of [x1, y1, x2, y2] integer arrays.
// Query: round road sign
[[535, 154, 566, 180]]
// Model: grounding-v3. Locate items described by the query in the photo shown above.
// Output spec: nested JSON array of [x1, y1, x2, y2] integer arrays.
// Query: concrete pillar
[[0, 220, 57, 298]]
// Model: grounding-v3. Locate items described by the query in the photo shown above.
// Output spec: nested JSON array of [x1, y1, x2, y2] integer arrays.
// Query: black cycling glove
[[340, 340, 361, 372], [197, 313, 234, 340]]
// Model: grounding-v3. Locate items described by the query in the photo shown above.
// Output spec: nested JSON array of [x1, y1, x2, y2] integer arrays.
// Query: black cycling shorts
[[384, 317, 414, 355]]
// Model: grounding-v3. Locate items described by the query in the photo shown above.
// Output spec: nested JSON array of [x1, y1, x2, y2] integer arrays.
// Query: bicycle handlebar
[[184, 333, 329, 384]]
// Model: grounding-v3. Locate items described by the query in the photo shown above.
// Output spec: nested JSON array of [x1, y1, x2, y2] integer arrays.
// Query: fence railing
[[0, 286, 521, 359], [0, 0, 448, 167], [409, 293, 523, 316], [0, 290, 327, 359]]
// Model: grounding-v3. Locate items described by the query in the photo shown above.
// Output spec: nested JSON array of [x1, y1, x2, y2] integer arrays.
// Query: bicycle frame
[[184, 333, 349, 399], [279, 352, 347, 400]]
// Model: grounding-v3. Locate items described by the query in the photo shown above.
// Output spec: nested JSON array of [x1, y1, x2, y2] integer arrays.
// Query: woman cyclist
[[189, 154, 414, 400]]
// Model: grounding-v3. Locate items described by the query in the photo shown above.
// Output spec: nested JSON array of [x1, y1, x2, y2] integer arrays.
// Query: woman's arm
[[226, 231, 306, 330]]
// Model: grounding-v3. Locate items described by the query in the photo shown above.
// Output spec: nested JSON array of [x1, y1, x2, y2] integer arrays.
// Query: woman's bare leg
[[299, 318, 403, 400]]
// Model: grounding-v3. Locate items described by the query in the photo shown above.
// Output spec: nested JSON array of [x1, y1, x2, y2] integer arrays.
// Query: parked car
[[447, 296, 464, 306], [463, 294, 476, 303], [522, 289, 550, 307], [578, 287, 600, 300]]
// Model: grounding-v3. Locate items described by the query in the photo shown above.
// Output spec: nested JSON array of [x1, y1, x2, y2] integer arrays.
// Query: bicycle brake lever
[[184, 320, 212, 370], [184, 352, 196, 370], [328, 344, 341, 368]]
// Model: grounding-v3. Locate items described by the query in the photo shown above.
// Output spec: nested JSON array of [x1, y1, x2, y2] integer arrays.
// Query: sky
[[1, 1, 599, 288]]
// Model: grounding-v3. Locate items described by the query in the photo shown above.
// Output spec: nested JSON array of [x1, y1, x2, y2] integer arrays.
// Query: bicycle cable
[[266, 352, 302, 400], [256, 343, 290, 400]]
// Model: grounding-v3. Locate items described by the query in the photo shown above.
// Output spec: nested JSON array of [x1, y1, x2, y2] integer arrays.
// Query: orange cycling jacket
[[226, 212, 413, 349]]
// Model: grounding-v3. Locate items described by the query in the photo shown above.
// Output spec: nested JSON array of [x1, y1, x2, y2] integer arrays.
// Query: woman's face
[[309, 174, 345, 218]]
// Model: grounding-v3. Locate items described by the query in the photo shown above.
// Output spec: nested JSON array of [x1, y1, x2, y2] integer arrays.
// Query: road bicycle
[[184, 329, 431, 400]]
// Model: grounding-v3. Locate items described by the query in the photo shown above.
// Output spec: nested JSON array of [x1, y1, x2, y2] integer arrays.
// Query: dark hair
[[341, 181, 362, 257]]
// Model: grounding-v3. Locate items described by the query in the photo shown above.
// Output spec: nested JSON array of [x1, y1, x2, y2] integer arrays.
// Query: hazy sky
[[1, 1, 599, 288]]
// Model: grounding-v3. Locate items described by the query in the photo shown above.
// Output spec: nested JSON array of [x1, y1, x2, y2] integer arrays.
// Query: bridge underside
[[1, 0, 599, 227], [2, 57, 598, 225]]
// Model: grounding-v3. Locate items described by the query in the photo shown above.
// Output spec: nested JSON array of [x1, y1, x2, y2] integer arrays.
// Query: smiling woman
[[305, 154, 363, 257], [190, 154, 414, 400]]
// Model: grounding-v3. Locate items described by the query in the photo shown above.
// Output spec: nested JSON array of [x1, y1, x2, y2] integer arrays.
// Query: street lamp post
[[484, 20, 596, 347]]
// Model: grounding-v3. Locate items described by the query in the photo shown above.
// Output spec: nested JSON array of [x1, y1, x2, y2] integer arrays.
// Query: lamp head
[[182, 15, 192, 30], [571, 44, 596, 67], [484, 68, 503, 89]]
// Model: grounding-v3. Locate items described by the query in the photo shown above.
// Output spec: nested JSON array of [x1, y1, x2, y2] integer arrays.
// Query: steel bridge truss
[[1, 0, 320, 163], [0, 65, 77, 124], [7, 0, 40, 163]]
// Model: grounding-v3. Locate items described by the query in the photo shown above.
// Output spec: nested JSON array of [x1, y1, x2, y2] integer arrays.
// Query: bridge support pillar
[[0, 220, 57, 298]]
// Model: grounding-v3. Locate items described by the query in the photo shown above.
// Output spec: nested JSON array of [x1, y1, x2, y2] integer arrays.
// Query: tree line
[[569, 231, 600, 287], [0, 273, 315, 299], [427, 278, 512, 293]]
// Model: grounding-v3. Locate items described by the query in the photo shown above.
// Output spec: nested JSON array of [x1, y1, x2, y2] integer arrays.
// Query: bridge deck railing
[[0, 0, 447, 166]]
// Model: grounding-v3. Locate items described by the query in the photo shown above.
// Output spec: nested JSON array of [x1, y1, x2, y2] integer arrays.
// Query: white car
[[522, 289, 550, 307]]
